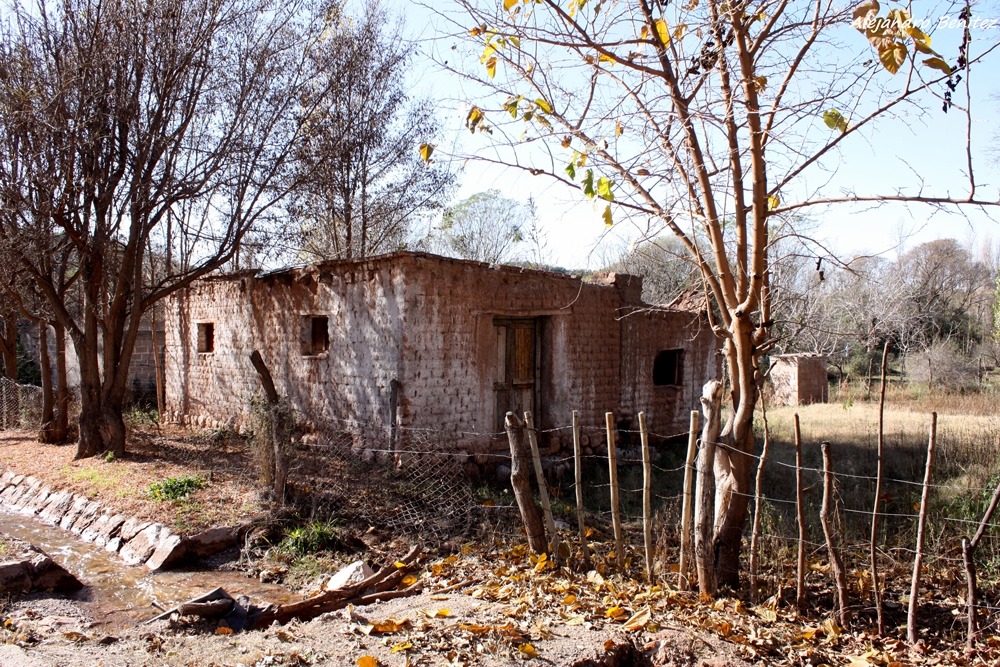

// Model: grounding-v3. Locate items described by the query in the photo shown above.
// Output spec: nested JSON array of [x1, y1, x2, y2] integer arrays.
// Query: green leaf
[[922, 57, 952, 75], [602, 204, 613, 228], [503, 95, 522, 118], [822, 109, 848, 133], [565, 153, 577, 180], [535, 98, 552, 113], [596, 177, 614, 201], [582, 169, 595, 198], [419, 143, 434, 163]]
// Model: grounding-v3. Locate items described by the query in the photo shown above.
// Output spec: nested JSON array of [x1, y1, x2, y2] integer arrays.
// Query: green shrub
[[148, 475, 206, 502], [279, 521, 343, 555]]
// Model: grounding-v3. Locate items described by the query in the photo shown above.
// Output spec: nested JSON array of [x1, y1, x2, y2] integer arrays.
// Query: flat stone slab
[[0, 535, 82, 595], [186, 526, 239, 557], [120, 523, 163, 565], [146, 532, 186, 571]]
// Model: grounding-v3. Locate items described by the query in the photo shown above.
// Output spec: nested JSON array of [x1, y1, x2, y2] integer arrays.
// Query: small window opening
[[197, 323, 215, 354], [307, 316, 329, 355], [653, 349, 683, 386]]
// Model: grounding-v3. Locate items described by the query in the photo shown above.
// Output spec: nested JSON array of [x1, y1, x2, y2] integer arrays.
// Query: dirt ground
[[0, 585, 749, 667], [0, 427, 266, 533]]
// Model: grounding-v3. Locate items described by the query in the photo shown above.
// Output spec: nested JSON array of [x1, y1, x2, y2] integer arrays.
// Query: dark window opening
[[309, 316, 329, 355], [197, 323, 215, 354], [653, 349, 683, 386]]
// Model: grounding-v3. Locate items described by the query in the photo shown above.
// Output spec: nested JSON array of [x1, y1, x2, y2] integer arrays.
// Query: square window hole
[[197, 323, 215, 354], [305, 316, 329, 355], [653, 349, 683, 386]]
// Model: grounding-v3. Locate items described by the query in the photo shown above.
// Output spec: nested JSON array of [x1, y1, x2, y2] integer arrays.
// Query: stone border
[[0, 471, 246, 571]]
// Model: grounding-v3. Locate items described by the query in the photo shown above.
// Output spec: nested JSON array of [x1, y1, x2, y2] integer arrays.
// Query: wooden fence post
[[694, 382, 723, 597], [908, 412, 937, 646], [525, 411, 560, 562], [505, 412, 547, 554], [606, 412, 624, 571], [794, 413, 807, 615], [962, 470, 1000, 649], [679, 410, 698, 591], [870, 341, 889, 635], [820, 442, 849, 628], [749, 395, 771, 603], [639, 412, 653, 581], [572, 410, 590, 569]]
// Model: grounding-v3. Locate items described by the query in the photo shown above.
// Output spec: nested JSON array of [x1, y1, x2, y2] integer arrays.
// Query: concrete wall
[[770, 354, 828, 406], [163, 253, 721, 463]]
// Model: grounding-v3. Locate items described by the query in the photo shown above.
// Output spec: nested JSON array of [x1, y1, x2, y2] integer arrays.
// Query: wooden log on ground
[[180, 599, 235, 618], [505, 412, 547, 554]]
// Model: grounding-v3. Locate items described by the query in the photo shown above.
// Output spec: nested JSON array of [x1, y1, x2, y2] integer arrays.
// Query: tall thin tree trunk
[[37, 324, 55, 442], [53, 322, 69, 442]]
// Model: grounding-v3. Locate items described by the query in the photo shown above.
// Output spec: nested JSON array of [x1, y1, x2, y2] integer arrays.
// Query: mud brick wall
[[164, 253, 721, 464], [164, 261, 406, 433], [769, 354, 828, 406]]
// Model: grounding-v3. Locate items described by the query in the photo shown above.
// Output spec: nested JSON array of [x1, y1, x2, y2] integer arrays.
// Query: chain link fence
[[0, 377, 43, 430]]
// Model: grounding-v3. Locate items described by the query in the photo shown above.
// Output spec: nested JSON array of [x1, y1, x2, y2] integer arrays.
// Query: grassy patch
[[279, 520, 344, 555], [148, 475, 206, 502]]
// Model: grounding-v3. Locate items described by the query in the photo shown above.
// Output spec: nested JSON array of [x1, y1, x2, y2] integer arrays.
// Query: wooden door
[[494, 318, 536, 431]]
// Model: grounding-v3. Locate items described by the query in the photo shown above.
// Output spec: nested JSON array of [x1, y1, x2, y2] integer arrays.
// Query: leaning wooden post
[[679, 410, 698, 591], [870, 341, 889, 635], [639, 412, 653, 581], [505, 412, 547, 554], [572, 411, 590, 569], [794, 413, 807, 615], [820, 442, 849, 628], [694, 381, 723, 597], [749, 394, 771, 603], [963, 471, 1000, 649], [606, 412, 624, 571], [249, 350, 289, 503], [525, 411, 560, 562], [907, 412, 937, 646]]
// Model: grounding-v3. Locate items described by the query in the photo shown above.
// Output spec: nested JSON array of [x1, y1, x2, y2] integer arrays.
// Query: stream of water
[[0, 509, 296, 626]]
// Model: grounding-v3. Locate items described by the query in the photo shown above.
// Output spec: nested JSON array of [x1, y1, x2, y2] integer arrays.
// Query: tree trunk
[[710, 325, 760, 590], [249, 350, 289, 502], [37, 324, 55, 442], [1, 315, 18, 428], [52, 322, 69, 442]]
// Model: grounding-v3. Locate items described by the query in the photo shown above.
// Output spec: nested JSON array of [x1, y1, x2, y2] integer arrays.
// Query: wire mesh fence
[[0, 377, 43, 430]]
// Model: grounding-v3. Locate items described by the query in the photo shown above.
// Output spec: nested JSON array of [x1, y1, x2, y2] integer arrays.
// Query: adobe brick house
[[162, 252, 719, 466], [769, 353, 829, 406]]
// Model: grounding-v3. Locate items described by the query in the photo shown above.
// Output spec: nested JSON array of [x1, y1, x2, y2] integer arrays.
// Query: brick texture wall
[[769, 354, 828, 406], [164, 253, 721, 460]]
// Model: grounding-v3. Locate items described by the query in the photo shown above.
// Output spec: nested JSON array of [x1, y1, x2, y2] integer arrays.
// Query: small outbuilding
[[769, 353, 829, 406], [163, 252, 720, 470]]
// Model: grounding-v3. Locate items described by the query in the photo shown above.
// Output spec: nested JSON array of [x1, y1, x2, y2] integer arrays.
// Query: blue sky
[[401, 0, 1000, 268]]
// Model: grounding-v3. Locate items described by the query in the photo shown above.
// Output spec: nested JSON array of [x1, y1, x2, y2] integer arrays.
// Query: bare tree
[[446, 0, 1000, 588], [290, 1, 455, 261], [430, 189, 534, 264], [0, 0, 331, 458]]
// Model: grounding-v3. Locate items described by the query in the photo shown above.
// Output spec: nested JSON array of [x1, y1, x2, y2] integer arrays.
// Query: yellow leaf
[[622, 606, 651, 631], [615, 121, 623, 137], [504, 0, 518, 9], [371, 617, 409, 634], [401, 574, 418, 587], [923, 57, 952, 75], [419, 143, 434, 164], [673, 23, 687, 40], [519, 643, 538, 658], [391, 642, 412, 653], [753, 75, 767, 92], [357, 657, 379, 667], [535, 98, 552, 114], [429, 594, 449, 601], [466, 106, 484, 133], [486, 56, 497, 78], [276, 630, 295, 642], [395, 561, 407, 568], [425, 608, 451, 618], [563, 594, 577, 605], [605, 606, 627, 619], [565, 615, 585, 625], [755, 608, 777, 623], [640, 25, 649, 40], [598, 53, 615, 65], [767, 194, 780, 210], [602, 204, 613, 228], [461, 623, 492, 634], [654, 19, 670, 46], [215, 627, 233, 635], [878, 41, 907, 75]]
